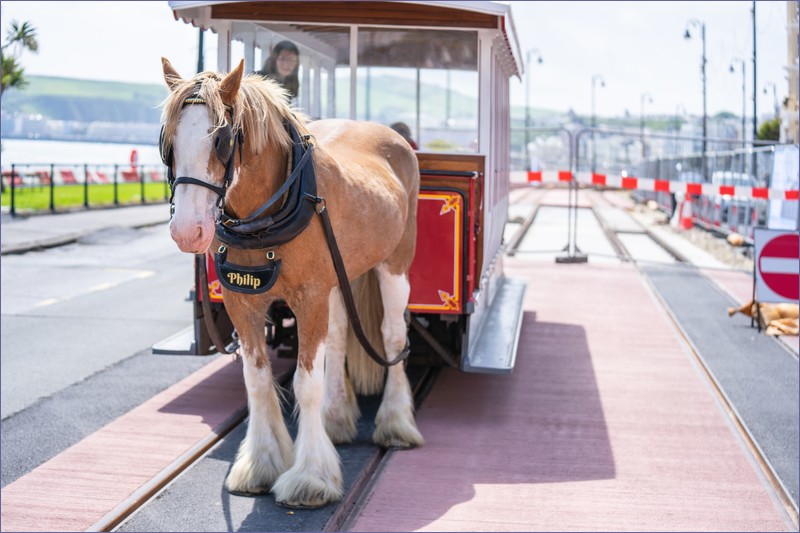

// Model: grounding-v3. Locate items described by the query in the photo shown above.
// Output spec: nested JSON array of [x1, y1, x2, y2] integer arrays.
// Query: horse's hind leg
[[225, 297, 294, 495], [272, 296, 343, 508], [372, 263, 424, 448], [323, 287, 360, 443]]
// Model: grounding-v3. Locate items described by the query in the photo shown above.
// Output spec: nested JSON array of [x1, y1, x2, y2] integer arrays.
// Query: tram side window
[[247, 25, 352, 120], [357, 28, 478, 153]]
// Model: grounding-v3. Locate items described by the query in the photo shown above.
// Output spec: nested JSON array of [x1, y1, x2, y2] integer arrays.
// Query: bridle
[[160, 90, 241, 218], [160, 85, 409, 367]]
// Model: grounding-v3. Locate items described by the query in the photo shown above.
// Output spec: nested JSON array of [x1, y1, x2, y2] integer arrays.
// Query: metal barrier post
[[113, 165, 119, 206], [49, 163, 55, 212], [557, 129, 586, 263], [83, 164, 90, 208], [140, 169, 145, 204], [10, 163, 16, 217]]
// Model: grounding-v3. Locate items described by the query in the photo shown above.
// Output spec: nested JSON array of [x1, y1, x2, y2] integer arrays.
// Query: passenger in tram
[[390, 122, 418, 150], [256, 40, 300, 101]]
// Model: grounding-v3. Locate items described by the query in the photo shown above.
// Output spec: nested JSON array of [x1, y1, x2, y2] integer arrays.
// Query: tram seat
[[121, 170, 140, 183]]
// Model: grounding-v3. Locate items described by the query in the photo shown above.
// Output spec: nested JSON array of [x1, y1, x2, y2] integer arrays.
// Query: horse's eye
[[214, 124, 234, 164]]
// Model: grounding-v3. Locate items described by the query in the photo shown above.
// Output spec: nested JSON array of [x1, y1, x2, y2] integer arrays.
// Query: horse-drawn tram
[[160, 0, 527, 375]]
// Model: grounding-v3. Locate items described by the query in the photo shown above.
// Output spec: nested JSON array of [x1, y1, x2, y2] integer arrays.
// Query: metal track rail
[[326, 365, 440, 531], [103, 364, 439, 532], [586, 192, 798, 529]]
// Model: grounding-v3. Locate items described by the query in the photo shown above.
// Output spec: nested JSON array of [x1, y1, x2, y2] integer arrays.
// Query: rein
[[165, 92, 408, 367]]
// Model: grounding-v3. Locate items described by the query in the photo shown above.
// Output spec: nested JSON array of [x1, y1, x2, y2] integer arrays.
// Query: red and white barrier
[[526, 170, 799, 201]]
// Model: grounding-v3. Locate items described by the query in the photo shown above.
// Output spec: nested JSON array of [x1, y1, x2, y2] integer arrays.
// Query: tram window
[[245, 24, 351, 120], [357, 28, 478, 153]]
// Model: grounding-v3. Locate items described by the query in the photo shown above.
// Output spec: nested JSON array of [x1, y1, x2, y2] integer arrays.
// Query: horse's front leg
[[225, 294, 294, 495], [272, 292, 343, 508]]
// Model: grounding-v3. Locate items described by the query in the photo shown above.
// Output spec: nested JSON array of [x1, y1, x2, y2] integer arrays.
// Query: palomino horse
[[160, 58, 423, 508]]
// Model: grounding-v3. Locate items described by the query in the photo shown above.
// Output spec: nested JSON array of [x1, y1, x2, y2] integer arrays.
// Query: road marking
[[87, 271, 155, 293], [32, 298, 60, 308]]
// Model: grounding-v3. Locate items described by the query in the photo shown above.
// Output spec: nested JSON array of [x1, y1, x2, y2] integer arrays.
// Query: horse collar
[[215, 119, 320, 250]]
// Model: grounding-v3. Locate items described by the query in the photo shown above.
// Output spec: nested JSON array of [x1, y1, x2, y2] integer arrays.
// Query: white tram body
[[165, 0, 526, 373]]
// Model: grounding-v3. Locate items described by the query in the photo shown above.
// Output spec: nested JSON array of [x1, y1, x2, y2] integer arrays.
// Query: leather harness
[[162, 92, 408, 367]]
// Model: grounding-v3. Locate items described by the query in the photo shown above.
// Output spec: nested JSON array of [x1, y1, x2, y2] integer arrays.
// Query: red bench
[[121, 170, 140, 183], [59, 169, 79, 184]]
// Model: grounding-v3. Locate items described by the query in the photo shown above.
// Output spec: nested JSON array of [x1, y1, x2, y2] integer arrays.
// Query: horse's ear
[[162, 57, 183, 91], [219, 59, 245, 106]]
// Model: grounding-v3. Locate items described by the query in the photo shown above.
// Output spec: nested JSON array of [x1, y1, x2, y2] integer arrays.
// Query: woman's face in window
[[276, 50, 298, 78]]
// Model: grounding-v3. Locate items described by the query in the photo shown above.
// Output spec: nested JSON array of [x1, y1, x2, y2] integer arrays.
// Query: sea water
[[0, 139, 162, 167]]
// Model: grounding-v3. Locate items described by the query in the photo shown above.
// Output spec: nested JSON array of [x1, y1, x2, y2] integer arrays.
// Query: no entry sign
[[754, 228, 799, 303]]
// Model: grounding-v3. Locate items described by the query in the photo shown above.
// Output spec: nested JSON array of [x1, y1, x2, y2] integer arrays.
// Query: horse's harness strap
[[195, 253, 237, 355], [167, 94, 405, 366], [172, 177, 227, 199], [316, 204, 410, 367]]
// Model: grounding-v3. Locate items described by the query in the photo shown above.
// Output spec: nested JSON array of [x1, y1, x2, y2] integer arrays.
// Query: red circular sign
[[758, 234, 799, 301]]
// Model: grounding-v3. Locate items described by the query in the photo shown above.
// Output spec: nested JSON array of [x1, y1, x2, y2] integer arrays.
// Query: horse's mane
[[160, 71, 309, 156]]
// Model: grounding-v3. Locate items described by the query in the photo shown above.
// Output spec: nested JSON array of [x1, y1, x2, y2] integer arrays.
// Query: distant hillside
[[0, 74, 566, 126], [1, 76, 168, 123]]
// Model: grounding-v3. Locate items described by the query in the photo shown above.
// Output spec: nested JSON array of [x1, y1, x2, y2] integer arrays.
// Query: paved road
[[0, 217, 223, 488]]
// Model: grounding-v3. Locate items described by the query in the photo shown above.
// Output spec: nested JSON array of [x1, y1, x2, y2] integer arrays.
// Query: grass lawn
[[1, 182, 169, 213]]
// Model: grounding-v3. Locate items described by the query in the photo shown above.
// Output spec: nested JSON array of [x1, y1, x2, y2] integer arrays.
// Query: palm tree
[[1, 20, 39, 101]]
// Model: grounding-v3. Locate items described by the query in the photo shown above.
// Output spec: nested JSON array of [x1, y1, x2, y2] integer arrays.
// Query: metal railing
[[2, 163, 169, 216]]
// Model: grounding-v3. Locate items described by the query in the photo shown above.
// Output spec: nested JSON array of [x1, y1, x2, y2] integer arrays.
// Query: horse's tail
[[345, 269, 386, 395]]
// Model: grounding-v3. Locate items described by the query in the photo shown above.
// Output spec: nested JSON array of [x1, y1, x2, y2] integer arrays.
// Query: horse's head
[[160, 57, 244, 254]]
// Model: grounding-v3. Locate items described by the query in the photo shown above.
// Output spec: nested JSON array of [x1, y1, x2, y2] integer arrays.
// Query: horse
[[160, 57, 423, 508]]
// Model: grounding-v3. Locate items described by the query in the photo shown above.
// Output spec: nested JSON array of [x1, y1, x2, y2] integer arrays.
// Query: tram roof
[[167, 0, 522, 77]]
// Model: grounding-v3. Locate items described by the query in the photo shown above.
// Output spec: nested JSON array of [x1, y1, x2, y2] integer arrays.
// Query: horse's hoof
[[372, 421, 424, 450], [227, 487, 269, 497], [376, 438, 418, 450], [271, 468, 343, 510], [275, 497, 330, 510]]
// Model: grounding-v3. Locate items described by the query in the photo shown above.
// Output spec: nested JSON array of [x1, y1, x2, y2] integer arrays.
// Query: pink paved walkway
[[351, 259, 791, 531], [1, 356, 249, 532]]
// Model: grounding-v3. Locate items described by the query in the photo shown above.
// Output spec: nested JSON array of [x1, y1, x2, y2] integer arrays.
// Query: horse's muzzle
[[170, 216, 214, 254]]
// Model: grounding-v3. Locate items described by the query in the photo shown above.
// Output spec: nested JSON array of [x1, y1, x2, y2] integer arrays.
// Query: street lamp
[[684, 18, 707, 178], [524, 48, 543, 171], [729, 58, 746, 143], [640, 92, 652, 158], [764, 82, 779, 117], [591, 74, 605, 172]]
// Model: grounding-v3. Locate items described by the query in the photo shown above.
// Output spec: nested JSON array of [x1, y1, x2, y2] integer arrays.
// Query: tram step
[[152, 326, 197, 355], [462, 277, 527, 374]]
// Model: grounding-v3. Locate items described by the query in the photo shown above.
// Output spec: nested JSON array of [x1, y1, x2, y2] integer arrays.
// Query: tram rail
[[502, 184, 798, 529]]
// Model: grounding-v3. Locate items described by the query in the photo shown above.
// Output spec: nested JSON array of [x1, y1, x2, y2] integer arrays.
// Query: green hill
[[1, 76, 169, 123], [1, 73, 564, 126]]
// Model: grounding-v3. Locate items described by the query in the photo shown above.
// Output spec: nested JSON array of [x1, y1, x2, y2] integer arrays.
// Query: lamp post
[[591, 74, 605, 172], [640, 92, 652, 158], [751, 1, 757, 145], [524, 49, 543, 171], [729, 58, 746, 143], [684, 19, 707, 179], [764, 82, 779, 117], [197, 28, 205, 73]]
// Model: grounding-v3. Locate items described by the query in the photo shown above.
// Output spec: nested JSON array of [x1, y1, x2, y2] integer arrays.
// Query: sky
[[0, 0, 792, 120]]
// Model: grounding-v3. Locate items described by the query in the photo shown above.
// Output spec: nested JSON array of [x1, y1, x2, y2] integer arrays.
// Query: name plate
[[214, 248, 280, 294]]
